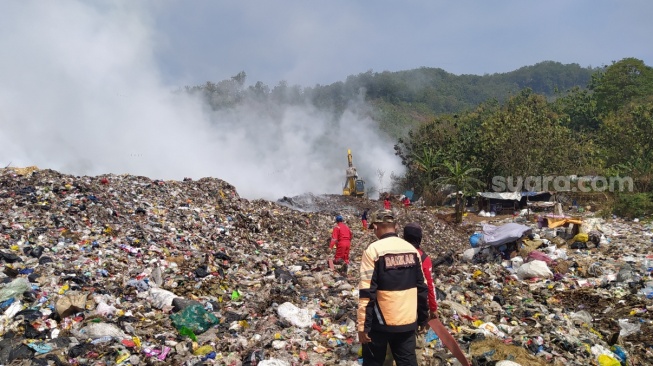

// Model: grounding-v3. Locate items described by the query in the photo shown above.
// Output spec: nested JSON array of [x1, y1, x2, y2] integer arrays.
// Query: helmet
[[335, 215, 344, 222]]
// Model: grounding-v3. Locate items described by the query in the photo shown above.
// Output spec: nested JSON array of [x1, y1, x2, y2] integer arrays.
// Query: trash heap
[[0, 166, 651, 365], [454, 214, 653, 365]]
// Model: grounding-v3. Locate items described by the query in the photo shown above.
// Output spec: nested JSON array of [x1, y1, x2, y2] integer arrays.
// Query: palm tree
[[432, 161, 484, 223], [412, 147, 442, 184]]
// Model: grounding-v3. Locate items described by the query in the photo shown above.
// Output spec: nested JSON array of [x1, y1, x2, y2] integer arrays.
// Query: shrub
[[612, 193, 653, 219]]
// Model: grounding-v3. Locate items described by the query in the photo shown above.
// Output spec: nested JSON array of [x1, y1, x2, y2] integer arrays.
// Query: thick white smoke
[[0, 1, 403, 200]]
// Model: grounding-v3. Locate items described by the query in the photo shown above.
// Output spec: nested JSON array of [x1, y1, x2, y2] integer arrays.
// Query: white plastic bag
[[476, 322, 506, 338], [462, 248, 481, 262], [554, 248, 568, 260], [516, 260, 553, 280], [259, 360, 290, 366], [496, 361, 522, 366], [511, 256, 524, 269], [95, 302, 118, 316], [570, 310, 593, 325], [148, 288, 177, 309], [618, 319, 641, 337], [277, 302, 315, 328], [73, 322, 128, 340]]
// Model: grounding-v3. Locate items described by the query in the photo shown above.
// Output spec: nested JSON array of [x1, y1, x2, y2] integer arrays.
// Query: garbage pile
[[1, 166, 651, 365], [455, 214, 653, 365], [0, 167, 466, 365]]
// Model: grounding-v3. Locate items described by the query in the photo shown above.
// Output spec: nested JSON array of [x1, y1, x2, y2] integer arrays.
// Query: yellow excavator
[[343, 149, 366, 197]]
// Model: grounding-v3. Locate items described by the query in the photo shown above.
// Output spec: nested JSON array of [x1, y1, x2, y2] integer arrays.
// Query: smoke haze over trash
[[0, 1, 403, 200]]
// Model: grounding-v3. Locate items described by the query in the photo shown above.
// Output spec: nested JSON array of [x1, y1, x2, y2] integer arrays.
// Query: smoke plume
[[0, 1, 403, 200]]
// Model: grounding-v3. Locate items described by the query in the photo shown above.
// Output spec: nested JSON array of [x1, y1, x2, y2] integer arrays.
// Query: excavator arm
[[343, 149, 365, 197]]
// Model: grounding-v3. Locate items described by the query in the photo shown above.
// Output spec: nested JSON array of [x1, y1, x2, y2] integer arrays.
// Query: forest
[[184, 58, 653, 218]]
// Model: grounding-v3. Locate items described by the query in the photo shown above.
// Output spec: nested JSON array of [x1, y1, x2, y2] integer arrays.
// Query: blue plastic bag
[[425, 328, 439, 343], [469, 233, 482, 248]]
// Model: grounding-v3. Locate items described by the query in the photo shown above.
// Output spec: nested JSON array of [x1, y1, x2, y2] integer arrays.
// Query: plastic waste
[[616, 264, 633, 283], [126, 279, 149, 292], [572, 233, 588, 242], [92, 336, 114, 344], [643, 255, 653, 274], [496, 361, 522, 366], [570, 310, 593, 325], [0, 277, 31, 302], [95, 302, 118, 316], [26, 342, 53, 354], [73, 322, 129, 340], [516, 260, 553, 280], [618, 319, 641, 337], [476, 322, 506, 338], [469, 233, 482, 248], [597, 354, 621, 366], [170, 303, 219, 334], [259, 360, 291, 366], [611, 345, 627, 364], [172, 298, 203, 312], [193, 345, 214, 356], [277, 302, 315, 328], [510, 256, 523, 269], [148, 288, 177, 309], [462, 248, 481, 262], [231, 289, 241, 301]]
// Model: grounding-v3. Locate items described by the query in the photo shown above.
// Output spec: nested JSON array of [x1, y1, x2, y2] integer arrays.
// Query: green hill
[[188, 61, 597, 139]]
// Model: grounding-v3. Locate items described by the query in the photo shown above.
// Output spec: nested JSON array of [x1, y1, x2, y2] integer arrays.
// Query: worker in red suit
[[403, 223, 437, 317], [403, 196, 411, 209], [330, 215, 352, 273]]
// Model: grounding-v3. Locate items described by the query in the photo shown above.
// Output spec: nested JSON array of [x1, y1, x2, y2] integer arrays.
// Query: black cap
[[403, 222, 422, 247]]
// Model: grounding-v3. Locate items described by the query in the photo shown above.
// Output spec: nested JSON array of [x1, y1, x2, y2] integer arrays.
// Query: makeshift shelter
[[477, 192, 520, 214], [521, 191, 553, 210]]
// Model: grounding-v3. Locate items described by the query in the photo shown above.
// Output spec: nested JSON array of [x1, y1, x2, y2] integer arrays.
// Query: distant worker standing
[[330, 215, 352, 272], [361, 208, 369, 230], [383, 196, 391, 210], [403, 196, 410, 210]]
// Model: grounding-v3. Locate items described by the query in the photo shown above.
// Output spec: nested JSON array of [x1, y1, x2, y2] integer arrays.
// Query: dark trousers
[[362, 330, 417, 366]]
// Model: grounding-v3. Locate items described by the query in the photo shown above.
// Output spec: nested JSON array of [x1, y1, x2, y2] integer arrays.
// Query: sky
[[1, 1, 651, 200], [149, 0, 653, 87]]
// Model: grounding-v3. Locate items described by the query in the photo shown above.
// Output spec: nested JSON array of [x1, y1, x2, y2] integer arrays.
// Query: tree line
[[184, 58, 653, 218], [393, 58, 653, 218]]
